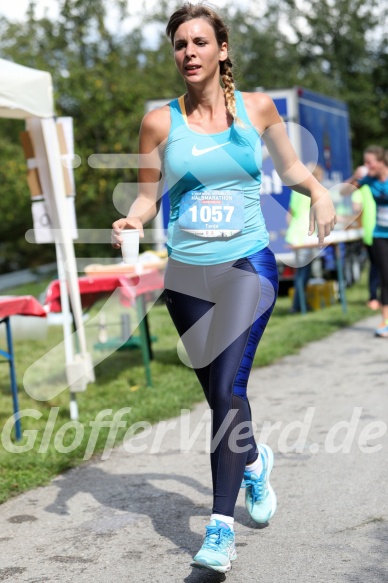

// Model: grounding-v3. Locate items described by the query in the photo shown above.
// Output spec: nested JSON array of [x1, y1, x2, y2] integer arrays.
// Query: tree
[[0, 0, 169, 271], [372, 35, 388, 149], [227, 2, 300, 91], [281, 0, 385, 161]]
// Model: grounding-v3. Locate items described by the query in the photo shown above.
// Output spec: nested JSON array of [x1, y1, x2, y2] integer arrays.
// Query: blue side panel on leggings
[[232, 247, 279, 399]]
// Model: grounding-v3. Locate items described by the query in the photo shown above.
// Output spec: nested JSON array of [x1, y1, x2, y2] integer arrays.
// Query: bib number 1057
[[178, 189, 245, 238], [189, 205, 234, 224]]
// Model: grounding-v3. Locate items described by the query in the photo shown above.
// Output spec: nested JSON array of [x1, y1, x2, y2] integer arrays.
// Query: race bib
[[376, 205, 388, 228], [178, 190, 244, 238]]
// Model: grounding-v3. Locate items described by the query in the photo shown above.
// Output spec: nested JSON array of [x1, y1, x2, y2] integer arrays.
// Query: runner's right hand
[[111, 217, 144, 248]]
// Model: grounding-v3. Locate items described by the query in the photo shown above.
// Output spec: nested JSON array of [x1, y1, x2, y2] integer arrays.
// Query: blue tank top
[[359, 175, 388, 238], [163, 90, 269, 265]]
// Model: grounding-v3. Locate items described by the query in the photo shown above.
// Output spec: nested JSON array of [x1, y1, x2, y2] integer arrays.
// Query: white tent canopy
[[0, 58, 93, 419], [0, 58, 54, 119]]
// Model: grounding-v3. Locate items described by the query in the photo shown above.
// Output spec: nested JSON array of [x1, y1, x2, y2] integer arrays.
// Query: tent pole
[[55, 241, 79, 420], [40, 118, 94, 387]]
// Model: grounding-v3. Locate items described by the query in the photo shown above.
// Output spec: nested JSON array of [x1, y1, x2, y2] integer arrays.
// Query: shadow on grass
[[91, 346, 182, 386], [152, 348, 182, 366]]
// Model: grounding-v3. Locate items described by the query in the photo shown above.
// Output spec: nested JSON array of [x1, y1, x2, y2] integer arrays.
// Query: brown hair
[[166, 3, 238, 122], [364, 145, 386, 162]]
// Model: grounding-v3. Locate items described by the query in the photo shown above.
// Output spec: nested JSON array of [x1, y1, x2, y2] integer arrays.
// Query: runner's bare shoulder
[[140, 104, 171, 147], [240, 92, 281, 134]]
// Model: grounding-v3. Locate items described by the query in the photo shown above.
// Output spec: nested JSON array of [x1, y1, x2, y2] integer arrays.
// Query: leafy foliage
[[281, 0, 386, 159]]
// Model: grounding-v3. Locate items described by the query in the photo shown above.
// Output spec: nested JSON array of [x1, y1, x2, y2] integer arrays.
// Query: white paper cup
[[121, 229, 140, 264]]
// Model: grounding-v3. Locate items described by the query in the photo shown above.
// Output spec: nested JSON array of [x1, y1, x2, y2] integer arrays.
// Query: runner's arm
[[250, 93, 337, 245], [112, 108, 168, 246]]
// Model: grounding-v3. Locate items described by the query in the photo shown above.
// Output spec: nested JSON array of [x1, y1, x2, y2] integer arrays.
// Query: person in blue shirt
[[112, 2, 336, 573], [344, 145, 388, 337]]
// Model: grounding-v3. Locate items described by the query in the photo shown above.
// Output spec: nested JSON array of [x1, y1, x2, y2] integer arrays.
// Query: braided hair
[[166, 2, 240, 124]]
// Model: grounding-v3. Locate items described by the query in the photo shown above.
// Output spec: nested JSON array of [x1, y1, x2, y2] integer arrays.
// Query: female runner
[[112, 3, 336, 573]]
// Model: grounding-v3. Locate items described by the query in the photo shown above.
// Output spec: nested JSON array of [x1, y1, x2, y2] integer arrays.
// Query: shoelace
[[203, 525, 233, 552], [241, 472, 266, 511]]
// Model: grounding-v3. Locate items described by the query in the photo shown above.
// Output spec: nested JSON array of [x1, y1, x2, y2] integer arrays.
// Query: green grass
[[0, 274, 373, 503]]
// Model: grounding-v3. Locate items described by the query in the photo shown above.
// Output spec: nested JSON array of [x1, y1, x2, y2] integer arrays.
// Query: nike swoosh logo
[[192, 142, 230, 156]]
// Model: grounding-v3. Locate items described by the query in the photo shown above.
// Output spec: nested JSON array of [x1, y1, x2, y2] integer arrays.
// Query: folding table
[[291, 227, 363, 314], [44, 268, 165, 387]]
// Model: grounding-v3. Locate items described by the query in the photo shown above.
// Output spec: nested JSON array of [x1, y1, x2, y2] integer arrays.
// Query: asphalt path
[[0, 315, 387, 582]]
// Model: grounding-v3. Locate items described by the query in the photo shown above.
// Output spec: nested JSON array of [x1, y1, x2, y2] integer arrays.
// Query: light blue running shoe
[[375, 325, 388, 338], [241, 443, 277, 524], [191, 519, 237, 573]]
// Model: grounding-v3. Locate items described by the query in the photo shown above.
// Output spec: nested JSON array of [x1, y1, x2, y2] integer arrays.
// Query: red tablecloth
[[44, 268, 165, 313], [0, 295, 47, 320]]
